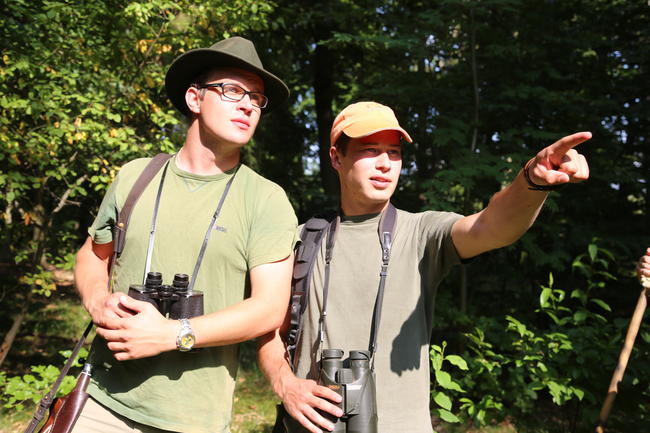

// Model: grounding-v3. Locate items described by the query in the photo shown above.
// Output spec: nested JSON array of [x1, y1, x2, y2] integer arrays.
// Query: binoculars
[[128, 272, 204, 319], [318, 349, 378, 433]]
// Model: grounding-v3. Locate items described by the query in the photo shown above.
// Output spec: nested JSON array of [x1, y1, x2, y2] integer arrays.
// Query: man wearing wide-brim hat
[[74, 37, 298, 432]]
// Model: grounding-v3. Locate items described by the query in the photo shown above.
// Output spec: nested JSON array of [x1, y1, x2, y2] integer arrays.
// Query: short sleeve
[[247, 188, 299, 268], [418, 211, 464, 277], [88, 177, 120, 244]]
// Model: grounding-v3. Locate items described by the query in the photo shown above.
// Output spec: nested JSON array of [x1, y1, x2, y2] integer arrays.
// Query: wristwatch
[[176, 318, 196, 352]]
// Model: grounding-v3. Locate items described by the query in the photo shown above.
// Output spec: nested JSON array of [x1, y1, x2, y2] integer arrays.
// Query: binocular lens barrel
[[145, 272, 163, 289], [318, 349, 378, 433], [173, 273, 189, 291], [129, 272, 203, 319]]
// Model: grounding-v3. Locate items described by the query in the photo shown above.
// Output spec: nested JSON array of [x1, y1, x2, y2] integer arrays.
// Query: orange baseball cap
[[330, 101, 412, 146]]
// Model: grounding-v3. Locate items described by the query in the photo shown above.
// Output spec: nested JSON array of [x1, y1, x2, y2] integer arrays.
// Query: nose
[[236, 94, 254, 113], [376, 151, 391, 171]]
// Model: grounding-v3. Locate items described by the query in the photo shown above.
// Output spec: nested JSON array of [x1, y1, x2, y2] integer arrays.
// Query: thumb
[[119, 295, 151, 314]]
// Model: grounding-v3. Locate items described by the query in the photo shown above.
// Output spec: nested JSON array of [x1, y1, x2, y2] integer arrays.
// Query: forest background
[[1, 1, 649, 432]]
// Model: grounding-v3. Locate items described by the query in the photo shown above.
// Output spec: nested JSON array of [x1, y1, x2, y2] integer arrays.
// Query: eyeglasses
[[196, 82, 268, 109]]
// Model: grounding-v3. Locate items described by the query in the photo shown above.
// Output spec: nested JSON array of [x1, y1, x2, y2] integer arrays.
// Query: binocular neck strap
[[188, 166, 239, 292], [318, 203, 397, 363], [142, 161, 239, 292], [143, 160, 171, 283]]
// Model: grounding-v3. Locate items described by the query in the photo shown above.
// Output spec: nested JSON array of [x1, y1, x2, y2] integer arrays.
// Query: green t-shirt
[[292, 209, 462, 433], [86, 156, 297, 433]]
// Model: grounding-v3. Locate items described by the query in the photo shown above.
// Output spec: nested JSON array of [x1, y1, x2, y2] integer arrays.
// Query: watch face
[[180, 333, 195, 350]]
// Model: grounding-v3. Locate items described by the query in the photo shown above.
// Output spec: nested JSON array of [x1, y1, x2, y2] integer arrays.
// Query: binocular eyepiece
[[128, 272, 204, 319], [318, 349, 378, 433]]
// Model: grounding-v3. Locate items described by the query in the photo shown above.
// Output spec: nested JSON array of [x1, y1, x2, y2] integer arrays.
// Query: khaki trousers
[[71, 397, 176, 433]]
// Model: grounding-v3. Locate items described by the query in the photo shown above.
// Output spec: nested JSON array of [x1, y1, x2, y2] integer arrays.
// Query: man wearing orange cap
[[72, 37, 297, 432], [259, 101, 591, 433]]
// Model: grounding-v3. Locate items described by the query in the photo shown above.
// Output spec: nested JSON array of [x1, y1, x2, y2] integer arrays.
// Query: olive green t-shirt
[[86, 156, 297, 433], [292, 209, 462, 433]]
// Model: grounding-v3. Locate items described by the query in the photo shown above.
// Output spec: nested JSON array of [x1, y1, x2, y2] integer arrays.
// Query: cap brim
[[344, 126, 413, 143], [165, 49, 289, 115]]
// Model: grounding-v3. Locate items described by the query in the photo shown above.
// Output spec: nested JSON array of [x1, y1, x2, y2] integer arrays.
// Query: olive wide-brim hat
[[165, 36, 290, 115]]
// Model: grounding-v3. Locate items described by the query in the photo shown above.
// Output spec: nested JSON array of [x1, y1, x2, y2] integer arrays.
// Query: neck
[[179, 123, 241, 175], [340, 197, 390, 217]]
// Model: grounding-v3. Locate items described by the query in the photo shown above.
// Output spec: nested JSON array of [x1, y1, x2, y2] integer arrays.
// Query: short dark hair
[[334, 133, 351, 156], [193, 67, 220, 87]]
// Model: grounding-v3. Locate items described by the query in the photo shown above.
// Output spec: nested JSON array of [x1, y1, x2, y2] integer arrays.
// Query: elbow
[[265, 309, 287, 334], [253, 302, 288, 337]]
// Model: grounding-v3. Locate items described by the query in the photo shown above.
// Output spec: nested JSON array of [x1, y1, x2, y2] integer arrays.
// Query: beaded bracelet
[[523, 160, 564, 191]]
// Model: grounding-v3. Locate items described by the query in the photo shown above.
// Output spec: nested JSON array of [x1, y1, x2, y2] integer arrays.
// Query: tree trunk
[[459, 7, 481, 315], [312, 22, 338, 205], [0, 304, 28, 367]]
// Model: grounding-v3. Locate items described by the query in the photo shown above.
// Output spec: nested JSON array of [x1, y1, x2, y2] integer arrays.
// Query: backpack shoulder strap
[[286, 211, 336, 368], [113, 153, 172, 257]]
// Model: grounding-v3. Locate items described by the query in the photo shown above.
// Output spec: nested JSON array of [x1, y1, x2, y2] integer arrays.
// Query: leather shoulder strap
[[113, 153, 172, 257]]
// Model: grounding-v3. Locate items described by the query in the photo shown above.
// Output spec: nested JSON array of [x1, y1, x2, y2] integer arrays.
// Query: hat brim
[[165, 49, 289, 115], [343, 126, 413, 144]]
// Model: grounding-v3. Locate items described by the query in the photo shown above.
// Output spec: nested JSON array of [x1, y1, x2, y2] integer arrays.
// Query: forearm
[[102, 292, 293, 358], [258, 328, 295, 398], [453, 166, 548, 258], [477, 166, 548, 244], [191, 255, 293, 348], [191, 296, 288, 348]]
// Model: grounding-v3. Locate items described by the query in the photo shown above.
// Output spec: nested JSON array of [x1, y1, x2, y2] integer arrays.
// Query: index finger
[[313, 384, 343, 403], [549, 131, 592, 154]]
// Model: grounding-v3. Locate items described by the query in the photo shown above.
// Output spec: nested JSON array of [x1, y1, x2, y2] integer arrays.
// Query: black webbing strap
[[318, 204, 397, 364], [24, 154, 172, 433], [114, 153, 173, 258], [286, 215, 333, 369]]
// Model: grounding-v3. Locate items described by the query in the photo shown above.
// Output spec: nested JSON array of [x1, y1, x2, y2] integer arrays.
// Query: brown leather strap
[[24, 323, 92, 433], [114, 153, 172, 257]]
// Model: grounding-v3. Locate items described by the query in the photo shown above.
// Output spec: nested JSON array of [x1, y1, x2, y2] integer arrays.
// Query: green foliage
[[0, 348, 88, 411], [448, 242, 644, 430], [430, 341, 469, 423]]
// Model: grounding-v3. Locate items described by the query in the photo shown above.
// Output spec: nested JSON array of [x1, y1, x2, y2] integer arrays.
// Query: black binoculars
[[318, 349, 378, 433], [128, 272, 204, 319]]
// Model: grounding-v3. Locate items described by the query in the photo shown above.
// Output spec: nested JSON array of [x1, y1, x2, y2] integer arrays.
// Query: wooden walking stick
[[595, 275, 650, 433]]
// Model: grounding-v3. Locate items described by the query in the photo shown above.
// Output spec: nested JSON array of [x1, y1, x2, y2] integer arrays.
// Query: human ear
[[329, 146, 342, 170], [185, 86, 202, 115]]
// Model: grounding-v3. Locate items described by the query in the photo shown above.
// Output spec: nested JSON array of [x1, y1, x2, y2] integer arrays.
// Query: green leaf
[[434, 370, 464, 392], [432, 408, 460, 423], [573, 310, 588, 322], [434, 370, 453, 388], [540, 287, 552, 308], [590, 298, 612, 312], [588, 244, 598, 261], [433, 391, 452, 410], [445, 355, 468, 370]]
